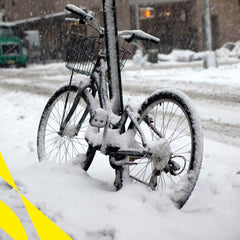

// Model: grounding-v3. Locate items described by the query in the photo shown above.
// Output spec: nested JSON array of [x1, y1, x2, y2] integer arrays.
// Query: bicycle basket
[[65, 33, 130, 76]]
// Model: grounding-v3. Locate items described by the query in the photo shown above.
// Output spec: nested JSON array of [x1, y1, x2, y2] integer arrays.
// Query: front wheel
[[37, 83, 96, 170], [129, 89, 203, 208]]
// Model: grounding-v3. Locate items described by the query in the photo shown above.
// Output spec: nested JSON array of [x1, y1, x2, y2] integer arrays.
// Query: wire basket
[[65, 33, 130, 76]]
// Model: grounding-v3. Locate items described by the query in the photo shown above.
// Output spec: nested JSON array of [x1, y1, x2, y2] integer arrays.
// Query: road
[[0, 62, 239, 147]]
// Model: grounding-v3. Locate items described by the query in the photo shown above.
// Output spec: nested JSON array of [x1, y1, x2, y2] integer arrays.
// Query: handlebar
[[65, 4, 104, 35], [65, 4, 160, 44]]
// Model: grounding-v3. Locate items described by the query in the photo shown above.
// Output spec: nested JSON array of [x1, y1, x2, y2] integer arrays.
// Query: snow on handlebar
[[65, 4, 93, 20], [65, 4, 104, 35], [118, 30, 160, 44]]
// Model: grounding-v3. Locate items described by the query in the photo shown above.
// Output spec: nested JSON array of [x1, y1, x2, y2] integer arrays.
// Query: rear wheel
[[37, 84, 96, 170], [129, 89, 203, 208]]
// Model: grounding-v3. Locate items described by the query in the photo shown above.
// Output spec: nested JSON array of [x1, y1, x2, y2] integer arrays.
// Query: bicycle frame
[[59, 0, 158, 161], [58, 57, 156, 168]]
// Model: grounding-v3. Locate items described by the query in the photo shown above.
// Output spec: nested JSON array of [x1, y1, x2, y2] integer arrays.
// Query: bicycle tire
[[129, 89, 203, 208], [37, 83, 96, 170]]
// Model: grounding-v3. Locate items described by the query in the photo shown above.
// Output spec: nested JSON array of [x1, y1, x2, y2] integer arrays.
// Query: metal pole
[[102, 0, 123, 116], [203, 0, 217, 68], [204, 0, 212, 51], [135, 0, 139, 30]]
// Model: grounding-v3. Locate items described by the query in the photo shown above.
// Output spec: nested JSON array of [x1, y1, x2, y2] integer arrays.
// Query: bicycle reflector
[[140, 8, 155, 19]]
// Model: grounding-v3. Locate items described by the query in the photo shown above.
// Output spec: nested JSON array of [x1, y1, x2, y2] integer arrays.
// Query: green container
[[0, 36, 28, 68]]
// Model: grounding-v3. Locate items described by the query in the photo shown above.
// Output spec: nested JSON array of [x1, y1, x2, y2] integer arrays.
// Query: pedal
[[90, 108, 108, 128]]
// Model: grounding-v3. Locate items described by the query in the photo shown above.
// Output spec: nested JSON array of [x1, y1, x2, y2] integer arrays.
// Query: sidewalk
[[124, 58, 240, 71]]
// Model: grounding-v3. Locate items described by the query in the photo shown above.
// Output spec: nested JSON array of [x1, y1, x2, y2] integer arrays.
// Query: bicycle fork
[[58, 53, 108, 138], [58, 78, 96, 137]]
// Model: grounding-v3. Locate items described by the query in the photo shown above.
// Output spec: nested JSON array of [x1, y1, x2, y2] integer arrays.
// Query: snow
[[118, 30, 160, 43], [157, 41, 240, 63], [103, 0, 124, 115], [0, 59, 240, 239], [132, 49, 146, 67], [65, 4, 93, 21]]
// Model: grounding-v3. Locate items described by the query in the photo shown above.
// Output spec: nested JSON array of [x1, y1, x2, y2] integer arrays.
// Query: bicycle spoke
[[46, 122, 59, 133], [169, 126, 190, 143], [166, 114, 186, 143], [173, 142, 191, 154]]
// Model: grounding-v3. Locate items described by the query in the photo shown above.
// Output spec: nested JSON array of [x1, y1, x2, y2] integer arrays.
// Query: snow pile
[[158, 50, 205, 62], [138, 41, 240, 64], [0, 61, 240, 239], [132, 49, 147, 67], [216, 41, 240, 60]]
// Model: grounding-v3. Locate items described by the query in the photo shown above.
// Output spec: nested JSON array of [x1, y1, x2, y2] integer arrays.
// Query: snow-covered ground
[[0, 60, 240, 240]]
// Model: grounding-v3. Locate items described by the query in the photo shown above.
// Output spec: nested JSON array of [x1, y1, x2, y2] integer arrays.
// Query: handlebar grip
[[65, 4, 93, 21], [149, 37, 160, 44]]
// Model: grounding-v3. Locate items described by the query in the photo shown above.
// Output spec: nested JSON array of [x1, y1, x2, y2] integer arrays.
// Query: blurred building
[[129, 0, 240, 53], [0, 0, 130, 62], [0, 0, 130, 30], [0, 0, 239, 61]]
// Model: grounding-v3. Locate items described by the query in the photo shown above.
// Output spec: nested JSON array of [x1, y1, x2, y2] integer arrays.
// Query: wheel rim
[[41, 89, 90, 163], [129, 99, 193, 192]]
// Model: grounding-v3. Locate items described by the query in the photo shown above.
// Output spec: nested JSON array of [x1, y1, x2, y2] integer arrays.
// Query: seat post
[[102, 0, 123, 116]]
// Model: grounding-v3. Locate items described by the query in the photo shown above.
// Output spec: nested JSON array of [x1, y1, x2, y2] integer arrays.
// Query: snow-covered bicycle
[[37, 1, 203, 208]]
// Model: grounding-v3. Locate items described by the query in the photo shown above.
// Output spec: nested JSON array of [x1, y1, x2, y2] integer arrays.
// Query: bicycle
[[37, 1, 203, 209]]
